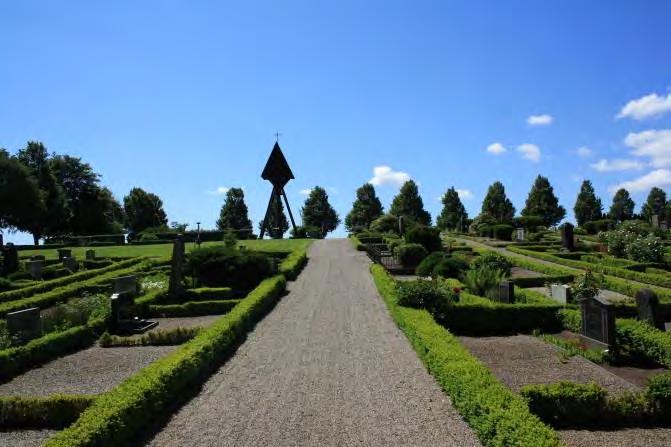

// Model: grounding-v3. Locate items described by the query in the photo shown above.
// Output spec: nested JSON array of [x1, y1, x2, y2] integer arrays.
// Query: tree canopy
[[389, 180, 431, 225], [0, 150, 45, 234], [573, 180, 603, 226], [641, 187, 668, 221], [216, 187, 253, 236], [481, 181, 515, 223], [345, 183, 383, 232], [301, 186, 340, 237], [608, 188, 635, 223], [436, 187, 468, 231], [521, 175, 566, 227], [123, 187, 168, 234]]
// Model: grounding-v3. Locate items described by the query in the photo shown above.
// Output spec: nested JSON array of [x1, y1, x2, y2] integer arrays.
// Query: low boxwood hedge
[[279, 247, 308, 280], [0, 395, 95, 429], [147, 299, 241, 318], [44, 274, 287, 447], [371, 265, 561, 447], [99, 327, 201, 347]]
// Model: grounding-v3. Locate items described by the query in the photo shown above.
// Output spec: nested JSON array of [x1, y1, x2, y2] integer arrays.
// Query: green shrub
[[582, 219, 614, 235], [397, 243, 428, 267], [370, 214, 401, 235], [492, 223, 514, 241], [0, 278, 12, 291], [647, 373, 671, 422], [183, 287, 233, 301], [279, 248, 308, 280], [443, 302, 564, 335], [396, 280, 458, 317], [461, 265, 507, 297], [147, 299, 241, 317], [405, 225, 442, 252], [433, 257, 469, 278], [415, 252, 448, 276], [471, 252, 512, 276], [521, 382, 608, 428], [0, 395, 95, 429], [186, 246, 271, 290], [99, 327, 201, 347]]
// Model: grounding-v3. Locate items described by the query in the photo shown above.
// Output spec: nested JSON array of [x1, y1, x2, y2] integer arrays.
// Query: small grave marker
[[635, 289, 664, 331], [26, 260, 44, 280], [168, 235, 185, 298], [580, 295, 616, 350], [652, 214, 660, 229], [514, 228, 525, 241], [57, 249, 72, 261], [85, 249, 96, 260], [497, 280, 515, 303], [550, 284, 571, 304], [30, 255, 46, 262], [560, 223, 575, 252], [113, 275, 139, 297], [7, 307, 42, 342], [2, 244, 19, 274], [62, 257, 79, 272]]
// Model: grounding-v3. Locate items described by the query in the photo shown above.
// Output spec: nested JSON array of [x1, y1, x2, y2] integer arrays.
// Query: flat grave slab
[[0, 345, 177, 397]]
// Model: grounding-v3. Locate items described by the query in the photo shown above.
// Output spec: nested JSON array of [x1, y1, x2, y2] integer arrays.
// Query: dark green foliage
[[370, 265, 561, 446], [574, 180, 603, 227], [216, 187, 253, 237], [461, 265, 507, 297], [0, 395, 95, 429], [147, 299, 241, 317], [471, 252, 512, 276], [641, 187, 667, 221], [300, 186, 340, 237], [395, 280, 458, 317], [480, 181, 515, 223], [0, 278, 12, 291], [433, 257, 469, 278], [259, 193, 289, 239], [397, 243, 428, 267], [515, 215, 544, 232], [0, 151, 45, 235], [99, 327, 202, 347], [609, 188, 635, 222], [278, 247, 308, 280], [44, 275, 287, 447], [405, 225, 442, 252], [616, 318, 671, 368], [290, 225, 320, 239], [370, 213, 401, 234], [437, 187, 468, 231], [186, 246, 271, 290], [345, 183, 384, 232], [182, 287, 233, 301], [522, 175, 566, 227], [443, 302, 564, 335], [582, 219, 614, 234], [416, 252, 449, 276], [647, 373, 671, 422], [389, 180, 431, 225], [123, 187, 168, 234]]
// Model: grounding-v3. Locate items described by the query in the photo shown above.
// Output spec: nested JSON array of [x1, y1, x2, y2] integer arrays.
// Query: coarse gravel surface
[[559, 428, 671, 446], [147, 239, 482, 447], [0, 345, 177, 396], [458, 335, 638, 394], [0, 429, 56, 447]]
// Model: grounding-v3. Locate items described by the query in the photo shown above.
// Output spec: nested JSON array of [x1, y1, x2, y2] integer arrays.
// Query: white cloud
[[486, 142, 507, 155], [456, 189, 473, 200], [299, 188, 312, 195], [527, 114, 554, 126], [617, 92, 671, 120], [590, 159, 645, 172], [207, 186, 229, 195], [517, 144, 541, 162], [369, 165, 410, 187], [624, 129, 671, 168], [608, 169, 671, 194], [577, 146, 593, 158]]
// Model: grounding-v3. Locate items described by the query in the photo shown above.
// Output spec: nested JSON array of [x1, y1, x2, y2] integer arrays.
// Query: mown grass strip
[[371, 264, 561, 447]]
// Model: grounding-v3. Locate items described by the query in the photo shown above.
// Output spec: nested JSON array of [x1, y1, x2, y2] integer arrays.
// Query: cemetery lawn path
[[147, 239, 481, 447]]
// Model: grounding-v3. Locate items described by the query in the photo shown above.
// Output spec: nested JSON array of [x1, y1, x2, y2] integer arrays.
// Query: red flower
[[453, 287, 461, 294]]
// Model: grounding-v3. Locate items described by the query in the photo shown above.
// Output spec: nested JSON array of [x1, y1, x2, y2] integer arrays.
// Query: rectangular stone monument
[[635, 289, 665, 331], [580, 295, 616, 350], [560, 223, 575, 252], [30, 255, 46, 262], [497, 281, 515, 303], [57, 248, 72, 261], [2, 244, 19, 274], [26, 260, 44, 280], [652, 214, 660, 229], [62, 257, 78, 272], [514, 228, 525, 241], [550, 284, 571, 304], [168, 236, 185, 298], [7, 307, 42, 342], [113, 275, 139, 297], [109, 292, 158, 334], [85, 249, 96, 260]]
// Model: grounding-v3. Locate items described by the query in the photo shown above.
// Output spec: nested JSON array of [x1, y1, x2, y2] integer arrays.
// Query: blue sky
[[2, 1, 671, 242]]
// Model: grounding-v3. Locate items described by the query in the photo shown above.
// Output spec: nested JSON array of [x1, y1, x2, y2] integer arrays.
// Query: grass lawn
[[18, 239, 315, 260]]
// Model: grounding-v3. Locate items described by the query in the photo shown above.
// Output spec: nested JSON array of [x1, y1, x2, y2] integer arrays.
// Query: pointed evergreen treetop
[[609, 188, 635, 222], [345, 183, 384, 232], [573, 180, 603, 226], [389, 180, 431, 225], [521, 175, 566, 227], [437, 187, 468, 231], [481, 181, 515, 223]]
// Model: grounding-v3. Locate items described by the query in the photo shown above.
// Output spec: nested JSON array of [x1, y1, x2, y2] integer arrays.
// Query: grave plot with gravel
[[0, 428, 57, 447], [0, 345, 177, 396]]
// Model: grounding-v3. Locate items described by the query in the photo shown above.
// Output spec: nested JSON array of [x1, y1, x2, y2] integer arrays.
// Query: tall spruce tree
[[521, 175, 566, 227], [345, 183, 383, 232], [259, 194, 288, 239], [389, 180, 431, 225], [573, 180, 603, 226], [437, 187, 468, 231], [641, 187, 667, 221], [123, 187, 168, 234], [609, 188, 635, 222], [301, 186, 340, 238], [481, 181, 515, 223], [216, 188, 253, 237]]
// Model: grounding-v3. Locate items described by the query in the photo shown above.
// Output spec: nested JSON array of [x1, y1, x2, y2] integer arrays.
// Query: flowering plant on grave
[[572, 270, 599, 302]]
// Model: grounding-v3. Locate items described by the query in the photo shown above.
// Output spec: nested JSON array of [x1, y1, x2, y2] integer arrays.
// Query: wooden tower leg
[[259, 186, 277, 239], [281, 188, 297, 232]]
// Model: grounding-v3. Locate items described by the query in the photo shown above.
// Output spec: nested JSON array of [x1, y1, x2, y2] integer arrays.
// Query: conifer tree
[[437, 187, 468, 231], [481, 181, 515, 223], [521, 175, 566, 227], [345, 183, 383, 232], [389, 180, 431, 225], [608, 188, 635, 222], [573, 180, 603, 226]]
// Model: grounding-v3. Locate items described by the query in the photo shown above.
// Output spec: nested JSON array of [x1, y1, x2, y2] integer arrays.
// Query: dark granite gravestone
[[561, 223, 575, 252], [85, 249, 96, 260], [635, 289, 664, 331], [26, 260, 44, 280], [580, 295, 616, 350], [62, 257, 79, 272], [168, 235, 185, 298], [398, 215, 405, 235], [0, 233, 3, 246], [109, 287, 157, 335], [7, 307, 42, 342], [259, 142, 297, 238], [2, 244, 19, 274], [497, 280, 515, 303], [113, 275, 139, 297], [30, 255, 46, 262], [57, 249, 72, 261]]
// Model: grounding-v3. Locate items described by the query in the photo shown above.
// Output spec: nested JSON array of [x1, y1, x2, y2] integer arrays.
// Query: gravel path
[[0, 346, 177, 396], [560, 428, 671, 446], [147, 239, 481, 447], [0, 429, 56, 447], [458, 335, 638, 394]]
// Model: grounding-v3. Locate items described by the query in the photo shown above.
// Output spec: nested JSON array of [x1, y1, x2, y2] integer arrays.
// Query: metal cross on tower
[[259, 141, 297, 238]]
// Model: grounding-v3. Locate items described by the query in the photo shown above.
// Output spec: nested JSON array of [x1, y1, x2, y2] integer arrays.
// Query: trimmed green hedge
[[512, 274, 574, 288], [44, 275, 287, 447], [371, 265, 561, 447], [147, 299, 242, 318], [279, 247, 308, 280], [183, 287, 234, 301], [99, 327, 201, 347], [0, 395, 95, 429], [444, 301, 563, 335]]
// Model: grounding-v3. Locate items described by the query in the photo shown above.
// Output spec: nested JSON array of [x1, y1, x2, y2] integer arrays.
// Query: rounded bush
[[433, 257, 469, 278], [397, 243, 428, 267], [405, 225, 442, 252], [471, 252, 512, 276], [186, 246, 272, 291], [416, 252, 448, 276]]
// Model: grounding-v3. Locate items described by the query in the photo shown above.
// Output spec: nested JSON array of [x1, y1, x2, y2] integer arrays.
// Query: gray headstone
[[168, 235, 185, 297], [580, 295, 616, 350], [2, 244, 19, 274], [651, 214, 660, 229], [57, 249, 72, 261], [497, 281, 515, 303], [561, 223, 575, 252], [515, 228, 525, 241], [30, 255, 46, 262], [62, 256, 79, 272], [635, 289, 664, 331], [113, 275, 139, 297], [26, 260, 44, 280], [550, 284, 571, 304], [85, 249, 96, 260], [7, 307, 42, 342]]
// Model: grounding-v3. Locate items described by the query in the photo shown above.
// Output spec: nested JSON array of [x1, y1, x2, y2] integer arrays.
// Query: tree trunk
[[32, 233, 41, 246]]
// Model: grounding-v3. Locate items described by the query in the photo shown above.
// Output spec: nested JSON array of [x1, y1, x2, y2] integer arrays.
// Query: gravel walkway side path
[[147, 239, 481, 447], [0, 429, 56, 447]]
